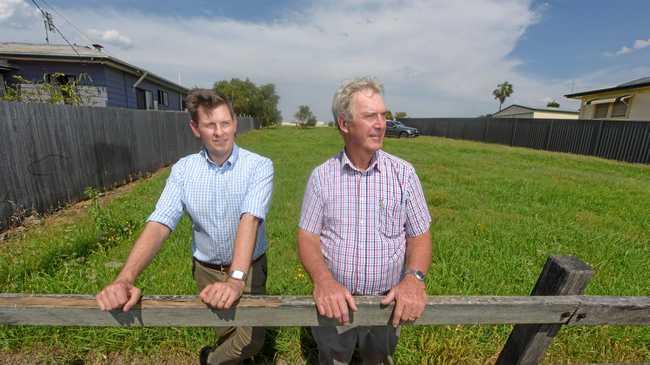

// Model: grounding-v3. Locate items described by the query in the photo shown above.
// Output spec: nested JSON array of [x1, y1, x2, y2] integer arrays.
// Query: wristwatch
[[404, 268, 426, 282], [229, 270, 247, 281]]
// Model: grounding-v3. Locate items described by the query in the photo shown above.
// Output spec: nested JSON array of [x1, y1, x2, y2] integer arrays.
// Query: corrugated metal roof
[[0, 42, 106, 58], [496, 104, 578, 115], [617, 77, 650, 88], [566, 76, 650, 98]]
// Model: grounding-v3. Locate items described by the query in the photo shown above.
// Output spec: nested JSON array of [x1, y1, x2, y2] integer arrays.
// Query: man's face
[[189, 104, 237, 163], [341, 89, 387, 154]]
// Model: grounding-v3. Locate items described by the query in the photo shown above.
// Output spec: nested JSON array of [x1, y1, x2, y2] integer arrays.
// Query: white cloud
[[614, 38, 650, 56], [0, 0, 39, 29], [633, 39, 650, 49], [87, 29, 133, 49], [0, 0, 605, 118]]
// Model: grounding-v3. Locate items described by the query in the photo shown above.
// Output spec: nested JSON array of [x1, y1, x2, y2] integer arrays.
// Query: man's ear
[[337, 115, 349, 133], [189, 120, 201, 138]]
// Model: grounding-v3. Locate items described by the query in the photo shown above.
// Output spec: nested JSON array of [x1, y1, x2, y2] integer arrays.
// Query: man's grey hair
[[332, 76, 384, 126]]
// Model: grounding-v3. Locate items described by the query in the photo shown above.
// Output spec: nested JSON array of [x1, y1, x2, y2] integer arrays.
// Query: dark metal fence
[[401, 117, 650, 164], [0, 101, 258, 231]]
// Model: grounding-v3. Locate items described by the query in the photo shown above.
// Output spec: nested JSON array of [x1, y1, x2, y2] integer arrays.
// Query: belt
[[193, 253, 265, 272]]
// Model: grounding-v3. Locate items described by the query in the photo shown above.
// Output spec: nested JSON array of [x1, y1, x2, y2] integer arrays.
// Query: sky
[[1, 0, 649, 120]]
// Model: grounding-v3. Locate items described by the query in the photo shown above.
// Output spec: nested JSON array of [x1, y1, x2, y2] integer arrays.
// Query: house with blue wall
[[0, 42, 187, 110]]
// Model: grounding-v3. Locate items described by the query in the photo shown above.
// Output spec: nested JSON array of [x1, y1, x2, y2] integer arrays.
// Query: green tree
[[385, 110, 394, 120], [394, 111, 408, 120], [295, 105, 317, 128], [213, 78, 282, 127], [546, 100, 560, 108], [492, 81, 513, 112]]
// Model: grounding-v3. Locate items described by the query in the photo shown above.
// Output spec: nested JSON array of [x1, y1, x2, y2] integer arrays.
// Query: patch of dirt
[[0, 350, 281, 364], [0, 350, 194, 365]]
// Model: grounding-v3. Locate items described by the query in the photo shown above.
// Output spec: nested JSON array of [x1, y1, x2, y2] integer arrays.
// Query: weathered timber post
[[496, 255, 594, 365]]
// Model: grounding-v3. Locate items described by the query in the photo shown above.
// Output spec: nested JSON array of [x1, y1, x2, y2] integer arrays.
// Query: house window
[[610, 100, 628, 117], [45, 73, 75, 85], [145, 90, 154, 110], [157, 90, 168, 106], [594, 103, 609, 118]]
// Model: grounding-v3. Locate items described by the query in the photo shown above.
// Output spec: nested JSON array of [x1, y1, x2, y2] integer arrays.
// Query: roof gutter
[[565, 83, 650, 98], [132, 71, 148, 90], [0, 53, 188, 93]]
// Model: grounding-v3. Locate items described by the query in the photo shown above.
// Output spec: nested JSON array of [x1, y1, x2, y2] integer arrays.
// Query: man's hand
[[381, 275, 426, 327], [313, 277, 358, 325], [199, 279, 245, 309], [96, 280, 142, 312]]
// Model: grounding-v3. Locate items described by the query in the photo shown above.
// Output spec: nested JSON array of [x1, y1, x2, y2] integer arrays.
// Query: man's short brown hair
[[185, 88, 235, 123]]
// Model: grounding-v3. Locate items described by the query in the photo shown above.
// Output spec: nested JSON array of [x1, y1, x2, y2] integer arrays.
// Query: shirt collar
[[201, 144, 240, 169], [340, 149, 382, 173]]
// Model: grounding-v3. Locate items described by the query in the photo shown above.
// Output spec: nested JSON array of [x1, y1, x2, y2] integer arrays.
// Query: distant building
[[492, 104, 579, 119], [565, 77, 650, 121], [0, 42, 187, 110]]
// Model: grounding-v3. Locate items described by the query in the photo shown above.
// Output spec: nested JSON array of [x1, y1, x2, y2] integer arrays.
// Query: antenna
[[42, 11, 54, 43], [30, 0, 80, 56]]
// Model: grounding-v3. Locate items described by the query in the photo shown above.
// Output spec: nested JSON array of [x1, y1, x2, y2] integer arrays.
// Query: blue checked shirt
[[147, 145, 273, 264]]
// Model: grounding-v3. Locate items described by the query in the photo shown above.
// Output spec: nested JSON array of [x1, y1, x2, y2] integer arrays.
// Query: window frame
[[157, 89, 169, 106], [593, 103, 610, 119]]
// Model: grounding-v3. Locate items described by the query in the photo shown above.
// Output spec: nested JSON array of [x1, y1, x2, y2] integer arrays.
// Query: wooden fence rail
[[2, 256, 649, 365], [1, 294, 649, 328]]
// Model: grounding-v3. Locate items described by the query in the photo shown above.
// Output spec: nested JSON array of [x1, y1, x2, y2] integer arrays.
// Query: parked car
[[385, 120, 420, 138]]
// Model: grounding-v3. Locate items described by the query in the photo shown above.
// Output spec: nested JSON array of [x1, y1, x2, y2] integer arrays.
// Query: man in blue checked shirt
[[96, 89, 274, 364]]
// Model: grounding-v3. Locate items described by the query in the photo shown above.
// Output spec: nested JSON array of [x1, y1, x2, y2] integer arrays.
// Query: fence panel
[[0, 101, 258, 230], [400, 117, 650, 165], [512, 119, 550, 150]]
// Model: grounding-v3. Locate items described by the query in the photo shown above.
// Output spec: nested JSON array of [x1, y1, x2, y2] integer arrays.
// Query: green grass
[[1, 127, 649, 364]]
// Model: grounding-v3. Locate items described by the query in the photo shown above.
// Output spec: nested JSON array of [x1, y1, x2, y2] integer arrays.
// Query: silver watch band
[[404, 268, 425, 282]]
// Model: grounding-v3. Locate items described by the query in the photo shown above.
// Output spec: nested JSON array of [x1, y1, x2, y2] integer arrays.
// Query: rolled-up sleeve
[[299, 169, 324, 235], [404, 169, 431, 237], [240, 158, 274, 221], [147, 162, 185, 231]]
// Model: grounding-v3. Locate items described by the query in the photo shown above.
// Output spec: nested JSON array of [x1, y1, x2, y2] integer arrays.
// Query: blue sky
[[1, 0, 648, 119], [513, 0, 650, 84]]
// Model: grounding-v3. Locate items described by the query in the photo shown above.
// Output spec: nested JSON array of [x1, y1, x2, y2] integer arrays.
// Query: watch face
[[230, 270, 245, 280], [414, 271, 425, 280], [406, 269, 425, 281]]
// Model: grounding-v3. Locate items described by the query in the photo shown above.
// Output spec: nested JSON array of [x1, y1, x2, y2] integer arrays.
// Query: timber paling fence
[[2, 256, 649, 365], [0, 101, 258, 231], [401, 117, 650, 164]]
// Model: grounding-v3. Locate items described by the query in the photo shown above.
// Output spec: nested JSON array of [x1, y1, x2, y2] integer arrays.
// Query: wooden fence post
[[496, 256, 594, 365]]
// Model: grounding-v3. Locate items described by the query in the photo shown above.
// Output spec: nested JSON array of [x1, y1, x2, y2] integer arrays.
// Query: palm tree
[[492, 81, 513, 112]]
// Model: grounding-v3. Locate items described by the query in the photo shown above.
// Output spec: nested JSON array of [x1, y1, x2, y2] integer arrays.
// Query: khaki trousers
[[311, 325, 399, 365], [193, 255, 267, 365]]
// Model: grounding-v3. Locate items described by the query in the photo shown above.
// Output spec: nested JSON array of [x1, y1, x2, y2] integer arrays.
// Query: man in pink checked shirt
[[297, 77, 432, 364]]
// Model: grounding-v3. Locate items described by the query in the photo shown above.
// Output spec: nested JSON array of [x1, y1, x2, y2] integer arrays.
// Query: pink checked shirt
[[299, 149, 431, 295]]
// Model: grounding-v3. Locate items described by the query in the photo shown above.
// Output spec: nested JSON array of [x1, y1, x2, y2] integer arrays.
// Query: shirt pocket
[[378, 197, 406, 238]]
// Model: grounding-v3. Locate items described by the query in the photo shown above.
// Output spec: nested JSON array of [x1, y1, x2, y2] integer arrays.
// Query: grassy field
[[1, 126, 649, 364]]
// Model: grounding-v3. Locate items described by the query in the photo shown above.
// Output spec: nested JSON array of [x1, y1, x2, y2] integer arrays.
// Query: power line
[[38, 0, 97, 46], [30, 0, 80, 56]]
